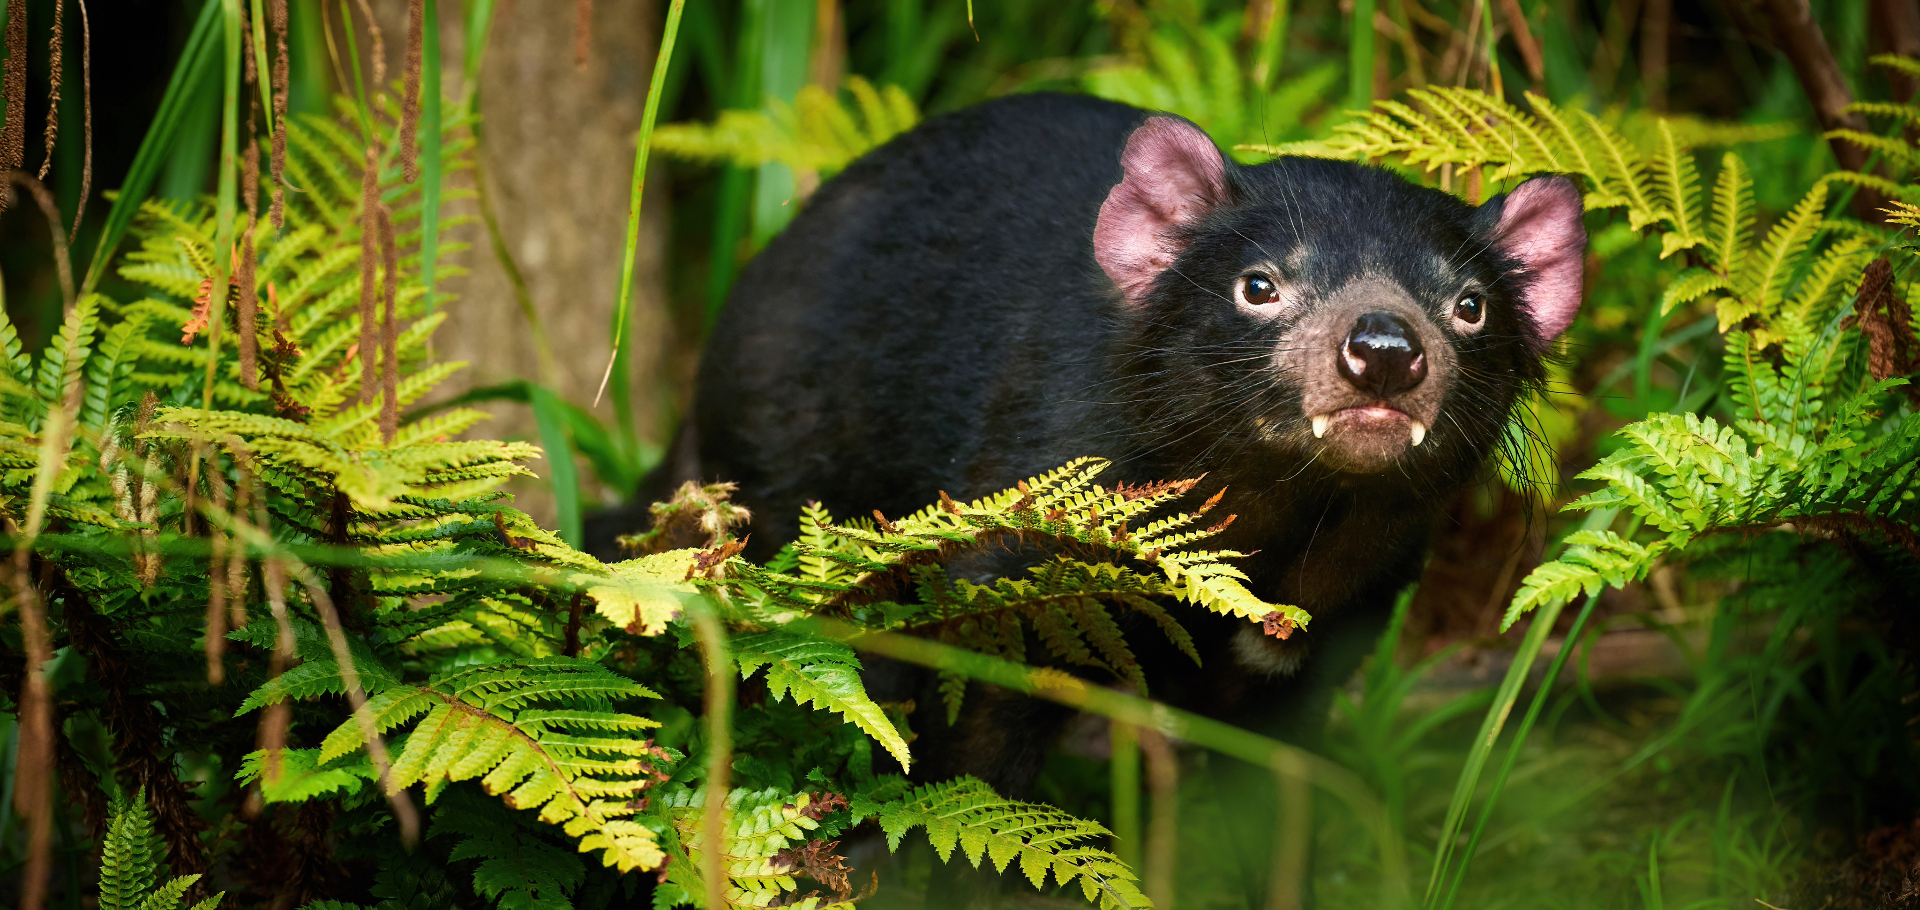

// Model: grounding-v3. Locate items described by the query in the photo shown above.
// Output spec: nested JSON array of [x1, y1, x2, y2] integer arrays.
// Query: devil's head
[[1092, 115, 1586, 492]]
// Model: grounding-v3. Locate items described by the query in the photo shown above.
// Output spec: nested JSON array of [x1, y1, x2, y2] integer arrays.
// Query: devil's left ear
[[1093, 116, 1230, 303], [1483, 175, 1586, 350]]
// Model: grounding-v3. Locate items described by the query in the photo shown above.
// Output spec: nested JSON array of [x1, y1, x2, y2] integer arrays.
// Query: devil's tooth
[[1410, 421, 1427, 447], [1312, 414, 1330, 439]]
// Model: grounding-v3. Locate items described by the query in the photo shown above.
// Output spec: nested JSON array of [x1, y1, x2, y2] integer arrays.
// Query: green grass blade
[[81, 0, 223, 294], [203, 0, 243, 414], [594, 0, 686, 420], [1425, 507, 1617, 906], [249, 0, 274, 135], [1433, 589, 1601, 910], [1110, 719, 1141, 869], [337, 0, 373, 145], [1256, 0, 1291, 88], [418, 0, 443, 311], [461, 0, 497, 107], [531, 384, 582, 547], [1347, 0, 1377, 116], [1424, 587, 1567, 905]]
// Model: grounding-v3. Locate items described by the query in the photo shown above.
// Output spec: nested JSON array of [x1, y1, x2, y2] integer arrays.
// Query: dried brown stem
[[353, 0, 386, 86], [810, 0, 845, 93], [1494, 0, 1543, 83], [379, 205, 399, 443], [401, 0, 422, 182], [11, 548, 54, 910], [564, 592, 586, 657], [228, 450, 253, 633], [1873, 0, 1920, 109], [1640, 0, 1669, 109], [1139, 728, 1178, 909], [238, 133, 260, 390], [36, 0, 61, 180], [8, 172, 73, 311], [2, 0, 27, 209], [256, 555, 295, 788], [270, 0, 288, 227], [69, 0, 88, 242], [207, 455, 231, 684], [300, 570, 420, 844], [357, 145, 379, 403]]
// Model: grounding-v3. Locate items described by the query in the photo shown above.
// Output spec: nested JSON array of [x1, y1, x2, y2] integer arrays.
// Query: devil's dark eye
[[1454, 294, 1485, 326], [1239, 274, 1278, 306]]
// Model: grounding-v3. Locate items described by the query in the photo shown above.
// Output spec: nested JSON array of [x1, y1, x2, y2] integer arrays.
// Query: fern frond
[[654, 76, 920, 177], [305, 658, 672, 872], [1733, 184, 1827, 334], [1503, 531, 1670, 628], [100, 789, 222, 910], [99, 790, 162, 910], [1654, 121, 1704, 257], [734, 629, 912, 769], [874, 777, 1149, 909], [659, 787, 859, 910], [1658, 268, 1731, 315]]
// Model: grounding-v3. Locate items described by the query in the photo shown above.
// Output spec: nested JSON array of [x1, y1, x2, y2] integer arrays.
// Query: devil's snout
[[1337, 311, 1427, 398]]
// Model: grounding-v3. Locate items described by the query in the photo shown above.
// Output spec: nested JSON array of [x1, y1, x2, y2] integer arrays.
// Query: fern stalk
[[692, 604, 734, 910]]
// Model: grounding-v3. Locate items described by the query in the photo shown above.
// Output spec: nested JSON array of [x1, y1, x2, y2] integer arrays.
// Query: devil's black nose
[[1337, 312, 1427, 397]]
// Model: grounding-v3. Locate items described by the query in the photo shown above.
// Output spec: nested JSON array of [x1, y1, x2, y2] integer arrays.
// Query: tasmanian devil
[[617, 92, 1584, 796]]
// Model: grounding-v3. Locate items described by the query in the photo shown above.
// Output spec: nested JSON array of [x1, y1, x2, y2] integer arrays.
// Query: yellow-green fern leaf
[[1655, 120, 1705, 258], [733, 629, 912, 770], [1708, 152, 1755, 276], [875, 777, 1149, 910], [1576, 108, 1664, 230], [1741, 183, 1828, 327], [1659, 268, 1732, 316]]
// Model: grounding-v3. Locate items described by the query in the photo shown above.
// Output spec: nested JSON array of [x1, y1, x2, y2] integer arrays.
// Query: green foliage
[[732, 630, 912, 769], [655, 788, 857, 910], [652, 75, 920, 178], [1080, 14, 1339, 156], [99, 790, 224, 910], [869, 777, 1149, 909], [7, 103, 1264, 904], [722, 457, 1292, 718]]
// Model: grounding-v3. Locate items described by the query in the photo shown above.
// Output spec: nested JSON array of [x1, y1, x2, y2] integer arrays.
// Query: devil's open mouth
[[1310, 404, 1427, 447]]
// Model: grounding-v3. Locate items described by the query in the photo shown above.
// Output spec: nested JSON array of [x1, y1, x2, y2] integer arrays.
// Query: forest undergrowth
[[1, 1, 1918, 909]]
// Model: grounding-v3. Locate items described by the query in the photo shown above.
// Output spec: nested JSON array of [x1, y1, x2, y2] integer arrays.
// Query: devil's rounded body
[[669, 92, 1584, 790]]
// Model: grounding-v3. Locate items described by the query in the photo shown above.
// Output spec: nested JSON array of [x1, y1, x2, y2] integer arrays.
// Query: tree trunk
[[362, 0, 676, 528]]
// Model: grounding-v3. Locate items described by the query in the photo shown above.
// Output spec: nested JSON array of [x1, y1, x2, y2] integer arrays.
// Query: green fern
[[716, 457, 1290, 716], [653, 76, 918, 178], [732, 630, 912, 769], [98, 789, 224, 910], [868, 776, 1150, 909], [656, 788, 858, 910], [1081, 15, 1337, 156]]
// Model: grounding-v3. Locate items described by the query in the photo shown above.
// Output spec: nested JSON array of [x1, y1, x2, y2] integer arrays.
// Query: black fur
[[612, 93, 1558, 796]]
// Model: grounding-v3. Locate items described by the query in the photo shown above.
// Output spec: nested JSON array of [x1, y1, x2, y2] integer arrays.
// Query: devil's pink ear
[[1490, 175, 1587, 350], [1093, 116, 1229, 302]]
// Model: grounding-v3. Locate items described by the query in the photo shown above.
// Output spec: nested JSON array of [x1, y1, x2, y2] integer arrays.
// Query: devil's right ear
[[1482, 175, 1587, 351], [1093, 116, 1229, 303]]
